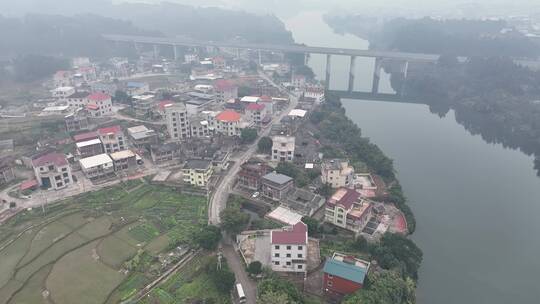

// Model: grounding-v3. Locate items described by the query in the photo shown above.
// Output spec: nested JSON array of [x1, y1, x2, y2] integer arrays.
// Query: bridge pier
[[258, 50, 262, 66], [133, 41, 141, 55], [372, 57, 382, 94], [325, 54, 332, 89], [304, 53, 309, 65], [348, 56, 356, 92], [153, 44, 159, 59], [173, 45, 179, 61]]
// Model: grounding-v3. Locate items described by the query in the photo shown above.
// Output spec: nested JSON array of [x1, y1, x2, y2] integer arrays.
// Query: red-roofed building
[[31, 152, 72, 190], [98, 125, 126, 153], [73, 131, 99, 143], [245, 103, 267, 125], [87, 92, 113, 117], [216, 110, 242, 136], [325, 188, 373, 235], [214, 79, 238, 103], [270, 222, 308, 273]]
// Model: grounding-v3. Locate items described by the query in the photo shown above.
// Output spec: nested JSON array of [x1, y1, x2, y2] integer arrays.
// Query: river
[[285, 11, 540, 304]]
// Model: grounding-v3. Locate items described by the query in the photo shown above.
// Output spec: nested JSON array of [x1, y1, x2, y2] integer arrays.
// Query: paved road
[[208, 72, 298, 225], [222, 243, 257, 304]]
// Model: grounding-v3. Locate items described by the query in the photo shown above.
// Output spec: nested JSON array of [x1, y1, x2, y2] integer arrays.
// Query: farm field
[[0, 181, 208, 304]]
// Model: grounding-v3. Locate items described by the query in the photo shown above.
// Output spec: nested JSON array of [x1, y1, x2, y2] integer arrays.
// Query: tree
[[193, 225, 222, 250], [370, 233, 423, 280], [275, 162, 298, 178], [213, 268, 236, 293], [343, 271, 415, 304], [258, 137, 273, 153], [241, 128, 257, 144], [301, 216, 320, 236], [220, 202, 249, 235], [247, 261, 263, 275], [257, 291, 298, 304], [318, 183, 333, 199], [257, 276, 304, 304]]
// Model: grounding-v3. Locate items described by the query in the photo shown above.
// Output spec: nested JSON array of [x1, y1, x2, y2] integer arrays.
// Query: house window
[[328, 274, 333, 279], [286, 245, 291, 250], [274, 253, 279, 258], [286, 262, 291, 266], [297, 254, 303, 258], [274, 261, 279, 265], [327, 281, 333, 287], [298, 246, 303, 250], [274, 245, 280, 250], [297, 265, 303, 270], [286, 254, 291, 258]]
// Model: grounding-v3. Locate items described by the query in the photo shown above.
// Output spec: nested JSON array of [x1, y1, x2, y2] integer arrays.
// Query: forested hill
[[325, 15, 540, 58], [0, 14, 159, 58]]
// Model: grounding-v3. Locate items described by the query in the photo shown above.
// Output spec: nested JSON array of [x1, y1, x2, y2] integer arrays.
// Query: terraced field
[[0, 181, 208, 304]]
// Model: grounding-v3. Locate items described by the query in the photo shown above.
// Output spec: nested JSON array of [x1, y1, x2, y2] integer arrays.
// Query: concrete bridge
[[103, 34, 440, 96]]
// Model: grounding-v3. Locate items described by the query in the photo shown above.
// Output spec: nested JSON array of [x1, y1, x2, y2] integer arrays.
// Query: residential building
[[215, 110, 242, 136], [156, 100, 174, 118], [261, 172, 294, 201], [213, 56, 226, 70], [66, 91, 90, 108], [54, 70, 72, 87], [189, 116, 210, 138], [79, 153, 114, 180], [270, 222, 308, 273], [272, 136, 295, 162], [0, 157, 15, 186], [245, 103, 267, 125], [321, 159, 354, 189], [52, 86, 75, 100], [214, 79, 238, 103], [127, 125, 158, 147], [65, 109, 90, 132], [132, 93, 155, 117], [98, 126, 126, 153], [292, 73, 306, 89], [183, 159, 213, 187], [110, 150, 137, 173], [165, 103, 190, 141], [126, 82, 150, 96], [325, 188, 373, 235], [76, 138, 103, 158], [32, 153, 72, 190], [237, 162, 272, 190], [240, 96, 261, 104], [150, 143, 182, 164], [73, 131, 99, 143], [87, 92, 113, 117], [303, 86, 325, 103], [323, 253, 370, 297]]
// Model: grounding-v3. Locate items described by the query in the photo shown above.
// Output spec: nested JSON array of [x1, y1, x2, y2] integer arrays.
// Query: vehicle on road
[[251, 191, 260, 198], [235, 283, 247, 304]]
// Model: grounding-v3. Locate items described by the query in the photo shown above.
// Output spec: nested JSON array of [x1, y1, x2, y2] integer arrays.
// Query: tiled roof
[[216, 110, 241, 122], [88, 92, 110, 101], [327, 188, 360, 210], [73, 131, 99, 142], [98, 125, 122, 135], [32, 152, 68, 167], [86, 103, 99, 110], [67, 91, 90, 99], [214, 79, 235, 91], [271, 222, 307, 245], [262, 172, 293, 185], [323, 258, 368, 285], [246, 103, 265, 111]]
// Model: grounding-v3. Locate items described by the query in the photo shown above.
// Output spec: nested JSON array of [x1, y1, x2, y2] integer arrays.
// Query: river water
[[285, 11, 540, 304]]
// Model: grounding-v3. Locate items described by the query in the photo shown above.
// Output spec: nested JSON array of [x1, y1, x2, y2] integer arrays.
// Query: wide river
[[285, 11, 540, 304]]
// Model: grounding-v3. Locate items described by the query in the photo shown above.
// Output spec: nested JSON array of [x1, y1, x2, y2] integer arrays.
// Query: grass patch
[[97, 235, 137, 269], [0, 229, 37, 287], [128, 222, 160, 243], [106, 273, 149, 304], [145, 234, 170, 256], [19, 220, 74, 266], [46, 241, 125, 304], [8, 264, 52, 304]]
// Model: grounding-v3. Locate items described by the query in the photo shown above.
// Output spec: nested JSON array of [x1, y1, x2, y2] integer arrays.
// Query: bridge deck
[[103, 34, 440, 62]]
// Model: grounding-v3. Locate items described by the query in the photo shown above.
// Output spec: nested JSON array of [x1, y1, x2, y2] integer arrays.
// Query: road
[[222, 244, 257, 304], [208, 72, 298, 225]]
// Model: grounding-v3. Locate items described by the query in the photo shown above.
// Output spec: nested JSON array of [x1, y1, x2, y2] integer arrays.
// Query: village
[[0, 44, 410, 304]]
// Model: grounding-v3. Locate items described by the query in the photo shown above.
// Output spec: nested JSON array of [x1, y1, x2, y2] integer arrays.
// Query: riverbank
[[309, 92, 422, 303]]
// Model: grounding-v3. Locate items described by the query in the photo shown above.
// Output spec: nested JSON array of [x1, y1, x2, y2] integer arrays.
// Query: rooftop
[[216, 110, 241, 122], [214, 79, 236, 91], [184, 159, 212, 170], [288, 109, 307, 118], [88, 92, 111, 101], [127, 125, 150, 135], [323, 253, 370, 285], [262, 172, 293, 185], [98, 125, 122, 136], [240, 96, 260, 103], [75, 138, 102, 148], [79, 153, 113, 169], [266, 206, 303, 226], [32, 152, 68, 167], [246, 103, 265, 111], [327, 188, 361, 210], [271, 222, 307, 245], [110, 150, 136, 161], [73, 131, 99, 142], [67, 91, 90, 99]]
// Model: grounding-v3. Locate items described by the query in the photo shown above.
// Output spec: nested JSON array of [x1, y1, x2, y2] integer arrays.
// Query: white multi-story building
[[79, 153, 114, 180], [66, 91, 90, 108], [98, 125, 126, 153], [51, 86, 75, 100], [272, 136, 295, 162], [165, 103, 190, 141], [270, 222, 308, 273], [87, 92, 113, 117], [245, 103, 267, 125], [214, 79, 238, 103], [321, 159, 354, 189], [32, 152, 73, 190], [215, 110, 242, 137]]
